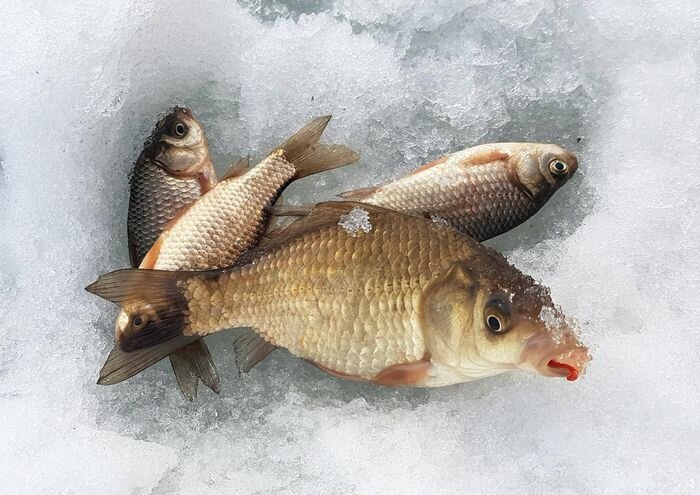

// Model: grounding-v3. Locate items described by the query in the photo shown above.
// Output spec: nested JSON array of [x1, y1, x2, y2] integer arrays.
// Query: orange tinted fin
[[197, 160, 218, 193], [169, 340, 221, 400], [139, 235, 164, 269], [460, 149, 509, 167], [138, 200, 196, 269], [221, 156, 250, 181], [307, 361, 368, 382], [232, 328, 276, 373], [338, 185, 379, 200], [407, 154, 450, 177], [272, 116, 360, 179], [372, 359, 431, 386]]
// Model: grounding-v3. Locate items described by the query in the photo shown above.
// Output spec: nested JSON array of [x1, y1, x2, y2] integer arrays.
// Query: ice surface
[[1, 0, 699, 493]]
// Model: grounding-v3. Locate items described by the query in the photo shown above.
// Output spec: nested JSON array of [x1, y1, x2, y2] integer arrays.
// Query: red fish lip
[[547, 359, 580, 381]]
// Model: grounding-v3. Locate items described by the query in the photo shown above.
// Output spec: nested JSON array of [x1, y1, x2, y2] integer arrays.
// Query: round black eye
[[549, 160, 568, 175], [486, 314, 503, 333], [172, 122, 188, 137], [132, 316, 143, 327]]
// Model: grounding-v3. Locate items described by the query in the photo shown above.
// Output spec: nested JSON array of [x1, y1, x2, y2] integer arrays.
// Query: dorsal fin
[[458, 149, 509, 167], [406, 154, 450, 177], [338, 185, 379, 200], [234, 201, 396, 267], [221, 156, 250, 181]]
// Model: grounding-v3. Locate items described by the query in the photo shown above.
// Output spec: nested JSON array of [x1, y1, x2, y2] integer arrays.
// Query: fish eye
[[486, 314, 503, 332], [549, 160, 568, 176], [484, 296, 511, 334], [172, 122, 188, 138], [132, 315, 144, 327]]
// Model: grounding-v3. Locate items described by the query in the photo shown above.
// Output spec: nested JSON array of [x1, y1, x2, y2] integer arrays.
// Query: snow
[[338, 207, 372, 236], [1, 0, 699, 493]]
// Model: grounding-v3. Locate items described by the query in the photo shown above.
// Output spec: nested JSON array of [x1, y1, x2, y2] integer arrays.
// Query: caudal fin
[[274, 116, 360, 179], [86, 269, 191, 352]]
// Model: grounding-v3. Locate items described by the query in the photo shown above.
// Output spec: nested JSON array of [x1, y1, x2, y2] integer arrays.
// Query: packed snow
[[1, 0, 699, 493]]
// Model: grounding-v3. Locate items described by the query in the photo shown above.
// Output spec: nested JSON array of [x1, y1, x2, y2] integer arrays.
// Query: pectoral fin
[[419, 261, 477, 353], [372, 359, 431, 386]]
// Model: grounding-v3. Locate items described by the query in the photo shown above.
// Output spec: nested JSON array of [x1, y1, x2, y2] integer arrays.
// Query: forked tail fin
[[273, 115, 360, 178], [86, 269, 192, 352]]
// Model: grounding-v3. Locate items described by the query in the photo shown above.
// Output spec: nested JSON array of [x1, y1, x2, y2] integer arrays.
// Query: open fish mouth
[[543, 348, 591, 381]]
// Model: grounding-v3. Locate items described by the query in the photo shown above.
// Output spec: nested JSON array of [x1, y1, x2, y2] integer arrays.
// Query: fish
[[271, 143, 578, 242], [124, 106, 221, 399], [87, 202, 591, 388], [128, 107, 217, 266], [100, 116, 360, 386]]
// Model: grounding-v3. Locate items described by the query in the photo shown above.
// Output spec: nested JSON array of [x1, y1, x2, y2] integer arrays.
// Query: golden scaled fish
[[88, 202, 591, 388], [125, 107, 221, 399], [100, 116, 360, 386], [274, 143, 578, 242]]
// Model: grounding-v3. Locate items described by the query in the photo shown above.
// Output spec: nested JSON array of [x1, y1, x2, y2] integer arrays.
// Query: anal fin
[[232, 329, 276, 373], [169, 340, 221, 401]]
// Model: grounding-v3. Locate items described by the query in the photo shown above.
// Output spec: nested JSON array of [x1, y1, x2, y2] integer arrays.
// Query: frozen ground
[[1, 0, 699, 493]]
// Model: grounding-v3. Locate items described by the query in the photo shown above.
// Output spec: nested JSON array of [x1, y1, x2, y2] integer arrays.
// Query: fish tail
[[87, 269, 198, 384], [275, 115, 360, 178]]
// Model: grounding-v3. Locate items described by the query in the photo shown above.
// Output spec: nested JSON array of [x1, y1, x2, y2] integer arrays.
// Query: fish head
[[511, 144, 578, 202], [422, 257, 590, 383], [146, 107, 212, 176]]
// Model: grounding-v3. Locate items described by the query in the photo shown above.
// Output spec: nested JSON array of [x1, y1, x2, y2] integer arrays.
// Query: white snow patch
[[338, 207, 372, 236]]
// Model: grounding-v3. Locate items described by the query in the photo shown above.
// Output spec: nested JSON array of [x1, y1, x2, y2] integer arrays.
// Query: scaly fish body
[[92, 202, 590, 387], [103, 117, 359, 386], [140, 116, 359, 272], [123, 107, 219, 398], [341, 143, 578, 241], [128, 107, 216, 266], [151, 150, 295, 271], [128, 161, 204, 265]]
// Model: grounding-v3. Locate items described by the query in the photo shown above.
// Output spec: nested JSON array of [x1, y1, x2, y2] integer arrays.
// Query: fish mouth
[[540, 348, 591, 381]]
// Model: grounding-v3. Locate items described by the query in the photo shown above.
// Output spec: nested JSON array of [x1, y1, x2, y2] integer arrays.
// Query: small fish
[[125, 107, 220, 400], [128, 107, 217, 266], [273, 143, 578, 242], [138, 115, 359, 272], [88, 202, 590, 388], [101, 116, 360, 385]]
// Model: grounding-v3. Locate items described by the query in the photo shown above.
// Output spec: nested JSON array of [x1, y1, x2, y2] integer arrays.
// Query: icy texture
[[338, 207, 372, 236], [1, 0, 699, 493]]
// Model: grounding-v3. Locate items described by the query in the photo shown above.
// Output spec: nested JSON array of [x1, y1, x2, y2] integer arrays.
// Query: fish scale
[[154, 151, 296, 271], [181, 211, 474, 379], [128, 161, 201, 265], [367, 160, 537, 241]]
